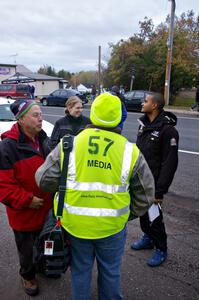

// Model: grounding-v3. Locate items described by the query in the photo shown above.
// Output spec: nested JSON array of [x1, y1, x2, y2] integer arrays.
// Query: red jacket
[[0, 123, 52, 231]]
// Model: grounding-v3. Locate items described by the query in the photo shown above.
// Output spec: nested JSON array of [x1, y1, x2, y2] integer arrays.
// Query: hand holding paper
[[148, 203, 160, 222]]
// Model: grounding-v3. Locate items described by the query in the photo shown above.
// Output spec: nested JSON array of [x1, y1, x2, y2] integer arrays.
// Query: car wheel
[[42, 99, 48, 106], [7, 96, 12, 99]]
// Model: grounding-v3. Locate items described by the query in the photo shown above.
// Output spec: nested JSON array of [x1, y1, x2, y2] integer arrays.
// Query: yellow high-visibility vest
[[54, 128, 140, 239]]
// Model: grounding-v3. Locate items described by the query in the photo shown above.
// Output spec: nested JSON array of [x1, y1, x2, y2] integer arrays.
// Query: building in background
[[0, 63, 67, 98], [0, 64, 16, 82]]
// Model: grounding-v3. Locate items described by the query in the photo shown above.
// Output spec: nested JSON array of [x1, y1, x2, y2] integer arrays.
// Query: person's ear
[[152, 101, 158, 110], [18, 117, 25, 126]]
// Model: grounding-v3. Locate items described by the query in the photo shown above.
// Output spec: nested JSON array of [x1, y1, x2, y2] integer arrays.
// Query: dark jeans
[[140, 208, 167, 251], [69, 227, 127, 300], [13, 230, 40, 280]]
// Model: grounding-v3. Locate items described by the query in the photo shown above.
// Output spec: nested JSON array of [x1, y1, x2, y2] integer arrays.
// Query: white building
[[0, 63, 68, 98]]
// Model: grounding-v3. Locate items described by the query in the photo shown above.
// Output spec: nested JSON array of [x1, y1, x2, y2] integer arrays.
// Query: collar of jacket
[[138, 110, 177, 131], [85, 124, 122, 134], [65, 113, 83, 122]]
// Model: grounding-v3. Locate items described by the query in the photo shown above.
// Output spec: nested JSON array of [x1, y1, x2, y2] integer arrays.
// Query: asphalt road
[[0, 107, 198, 299]]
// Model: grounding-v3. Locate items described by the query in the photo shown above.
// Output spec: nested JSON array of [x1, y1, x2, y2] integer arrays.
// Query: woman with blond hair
[[50, 96, 90, 149]]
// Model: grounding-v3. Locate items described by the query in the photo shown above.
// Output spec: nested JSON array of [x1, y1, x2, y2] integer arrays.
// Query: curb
[[84, 104, 199, 116]]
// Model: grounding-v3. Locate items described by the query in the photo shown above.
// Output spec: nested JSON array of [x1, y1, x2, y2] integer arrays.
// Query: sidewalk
[[165, 106, 199, 115]]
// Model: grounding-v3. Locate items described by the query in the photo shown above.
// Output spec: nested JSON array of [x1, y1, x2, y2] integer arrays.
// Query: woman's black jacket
[[50, 113, 90, 149]]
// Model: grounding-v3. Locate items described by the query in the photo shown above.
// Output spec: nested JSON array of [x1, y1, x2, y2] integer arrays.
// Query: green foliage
[[70, 71, 98, 88], [57, 69, 71, 80], [37, 65, 72, 80], [103, 11, 199, 96], [37, 65, 98, 89], [37, 65, 57, 76]]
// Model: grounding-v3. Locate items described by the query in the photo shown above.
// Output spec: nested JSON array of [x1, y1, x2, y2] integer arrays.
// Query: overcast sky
[[0, 0, 198, 73]]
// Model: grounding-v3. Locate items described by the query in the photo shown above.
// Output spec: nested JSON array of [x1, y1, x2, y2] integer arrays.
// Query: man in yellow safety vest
[[35, 92, 155, 300]]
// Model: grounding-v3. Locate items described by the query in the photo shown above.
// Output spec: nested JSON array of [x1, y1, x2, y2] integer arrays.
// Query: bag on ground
[[33, 209, 70, 276]]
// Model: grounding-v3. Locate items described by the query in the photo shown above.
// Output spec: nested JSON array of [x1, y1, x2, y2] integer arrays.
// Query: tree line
[[37, 10, 199, 98]]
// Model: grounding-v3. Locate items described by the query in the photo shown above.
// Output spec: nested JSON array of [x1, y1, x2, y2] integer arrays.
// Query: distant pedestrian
[[30, 85, 35, 99], [111, 85, 127, 131], [120, 85, 125, 95], [131, 92, 179, 267], [27, 84, 31, 97], [191, 87, 199, 111], [91, 84, 97, 101]]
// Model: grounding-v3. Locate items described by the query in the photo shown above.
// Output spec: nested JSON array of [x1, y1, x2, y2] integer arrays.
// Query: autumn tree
[[70, 71, 98, 88], [104, 11, 199, 97], [37, 65, 72, 81], [57, 69, 72, 80], [37, 65, 57, 76]]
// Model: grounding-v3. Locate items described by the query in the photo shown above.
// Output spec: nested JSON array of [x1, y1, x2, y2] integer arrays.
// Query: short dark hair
[[111, 85, 120, 95], [147, 92, 165, 111]]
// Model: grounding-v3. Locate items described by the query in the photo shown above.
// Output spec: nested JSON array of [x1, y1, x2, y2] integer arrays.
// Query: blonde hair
[[65, 96, 82, 114]]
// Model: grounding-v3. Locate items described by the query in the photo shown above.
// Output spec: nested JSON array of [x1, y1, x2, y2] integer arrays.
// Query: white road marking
[[179, 150, 199, 155], [42, 112, 199, 155]]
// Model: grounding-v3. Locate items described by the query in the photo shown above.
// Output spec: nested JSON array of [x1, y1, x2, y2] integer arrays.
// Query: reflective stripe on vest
[[64, 139, 133, 193], [55, 196, 129, 217]]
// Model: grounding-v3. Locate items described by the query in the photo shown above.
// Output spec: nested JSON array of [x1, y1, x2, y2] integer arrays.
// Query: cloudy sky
[[0, 0, 198, 73]]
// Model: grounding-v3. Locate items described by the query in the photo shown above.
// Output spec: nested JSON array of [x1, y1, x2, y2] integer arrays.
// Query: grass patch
[[172, 96, 195, 107]]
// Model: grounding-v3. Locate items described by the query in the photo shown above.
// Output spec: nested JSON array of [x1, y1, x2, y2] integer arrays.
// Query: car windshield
[[67, 90, 78, 96], [0, 104, 16, 121], [134, 91, 144, 97], [124, 91, 135, 100]]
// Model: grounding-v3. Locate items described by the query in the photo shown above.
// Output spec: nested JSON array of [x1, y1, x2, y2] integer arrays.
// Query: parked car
[[0, 98, 53, 139], [0, 84, 31, 99], [124, 90, 150, 112], [40, 89, 88, 106]]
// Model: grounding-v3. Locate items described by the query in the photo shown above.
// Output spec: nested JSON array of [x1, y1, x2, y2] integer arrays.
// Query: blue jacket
[[118, 102, 127, 130], [110, 92, 127, 130]]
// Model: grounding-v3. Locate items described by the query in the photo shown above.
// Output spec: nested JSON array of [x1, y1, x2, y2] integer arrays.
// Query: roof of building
[[2, 72, 66, 83], [16, 65, 33, 73], [0, 63, 16, 67], [1, 64, 67, 83], [19, 72, 63, 81]]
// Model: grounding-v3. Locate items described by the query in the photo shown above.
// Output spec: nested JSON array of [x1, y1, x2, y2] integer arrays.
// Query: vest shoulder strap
[[57, 134, 74, 218]]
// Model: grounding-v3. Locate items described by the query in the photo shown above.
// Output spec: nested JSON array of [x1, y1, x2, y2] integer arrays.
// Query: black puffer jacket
[[136, 110, 179, 199], [50, 113, 90, 149]]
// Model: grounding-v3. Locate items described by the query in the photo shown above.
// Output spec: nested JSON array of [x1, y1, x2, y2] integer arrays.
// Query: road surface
[[0, 108, 198, 299]]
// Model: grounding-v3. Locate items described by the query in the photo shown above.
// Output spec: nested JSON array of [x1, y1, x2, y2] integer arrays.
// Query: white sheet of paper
[[148, 204, 160, 222]]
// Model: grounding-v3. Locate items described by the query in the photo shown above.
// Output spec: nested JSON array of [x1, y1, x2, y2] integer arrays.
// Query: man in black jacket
[[131, 92, 179, 267]]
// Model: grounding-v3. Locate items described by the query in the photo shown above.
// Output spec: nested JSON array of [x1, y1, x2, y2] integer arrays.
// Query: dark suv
[[0, 84, 30, 99], [124, 90, 149, 111], [40, 89, 88, 106]]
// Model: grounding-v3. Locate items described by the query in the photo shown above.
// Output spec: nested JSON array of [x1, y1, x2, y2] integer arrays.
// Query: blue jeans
[[68, 226, 127, 300]]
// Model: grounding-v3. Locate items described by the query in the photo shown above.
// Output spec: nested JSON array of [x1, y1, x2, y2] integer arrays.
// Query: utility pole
[[130, 75, 135, 91], [130, 66, 135, 91], [164, 0, 175, 105], [9, 53, 18, 64], [98, 45, 101, 95]]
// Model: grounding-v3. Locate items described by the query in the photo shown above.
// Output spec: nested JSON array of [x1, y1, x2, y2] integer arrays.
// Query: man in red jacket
[[0, 100, 52, 296]]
